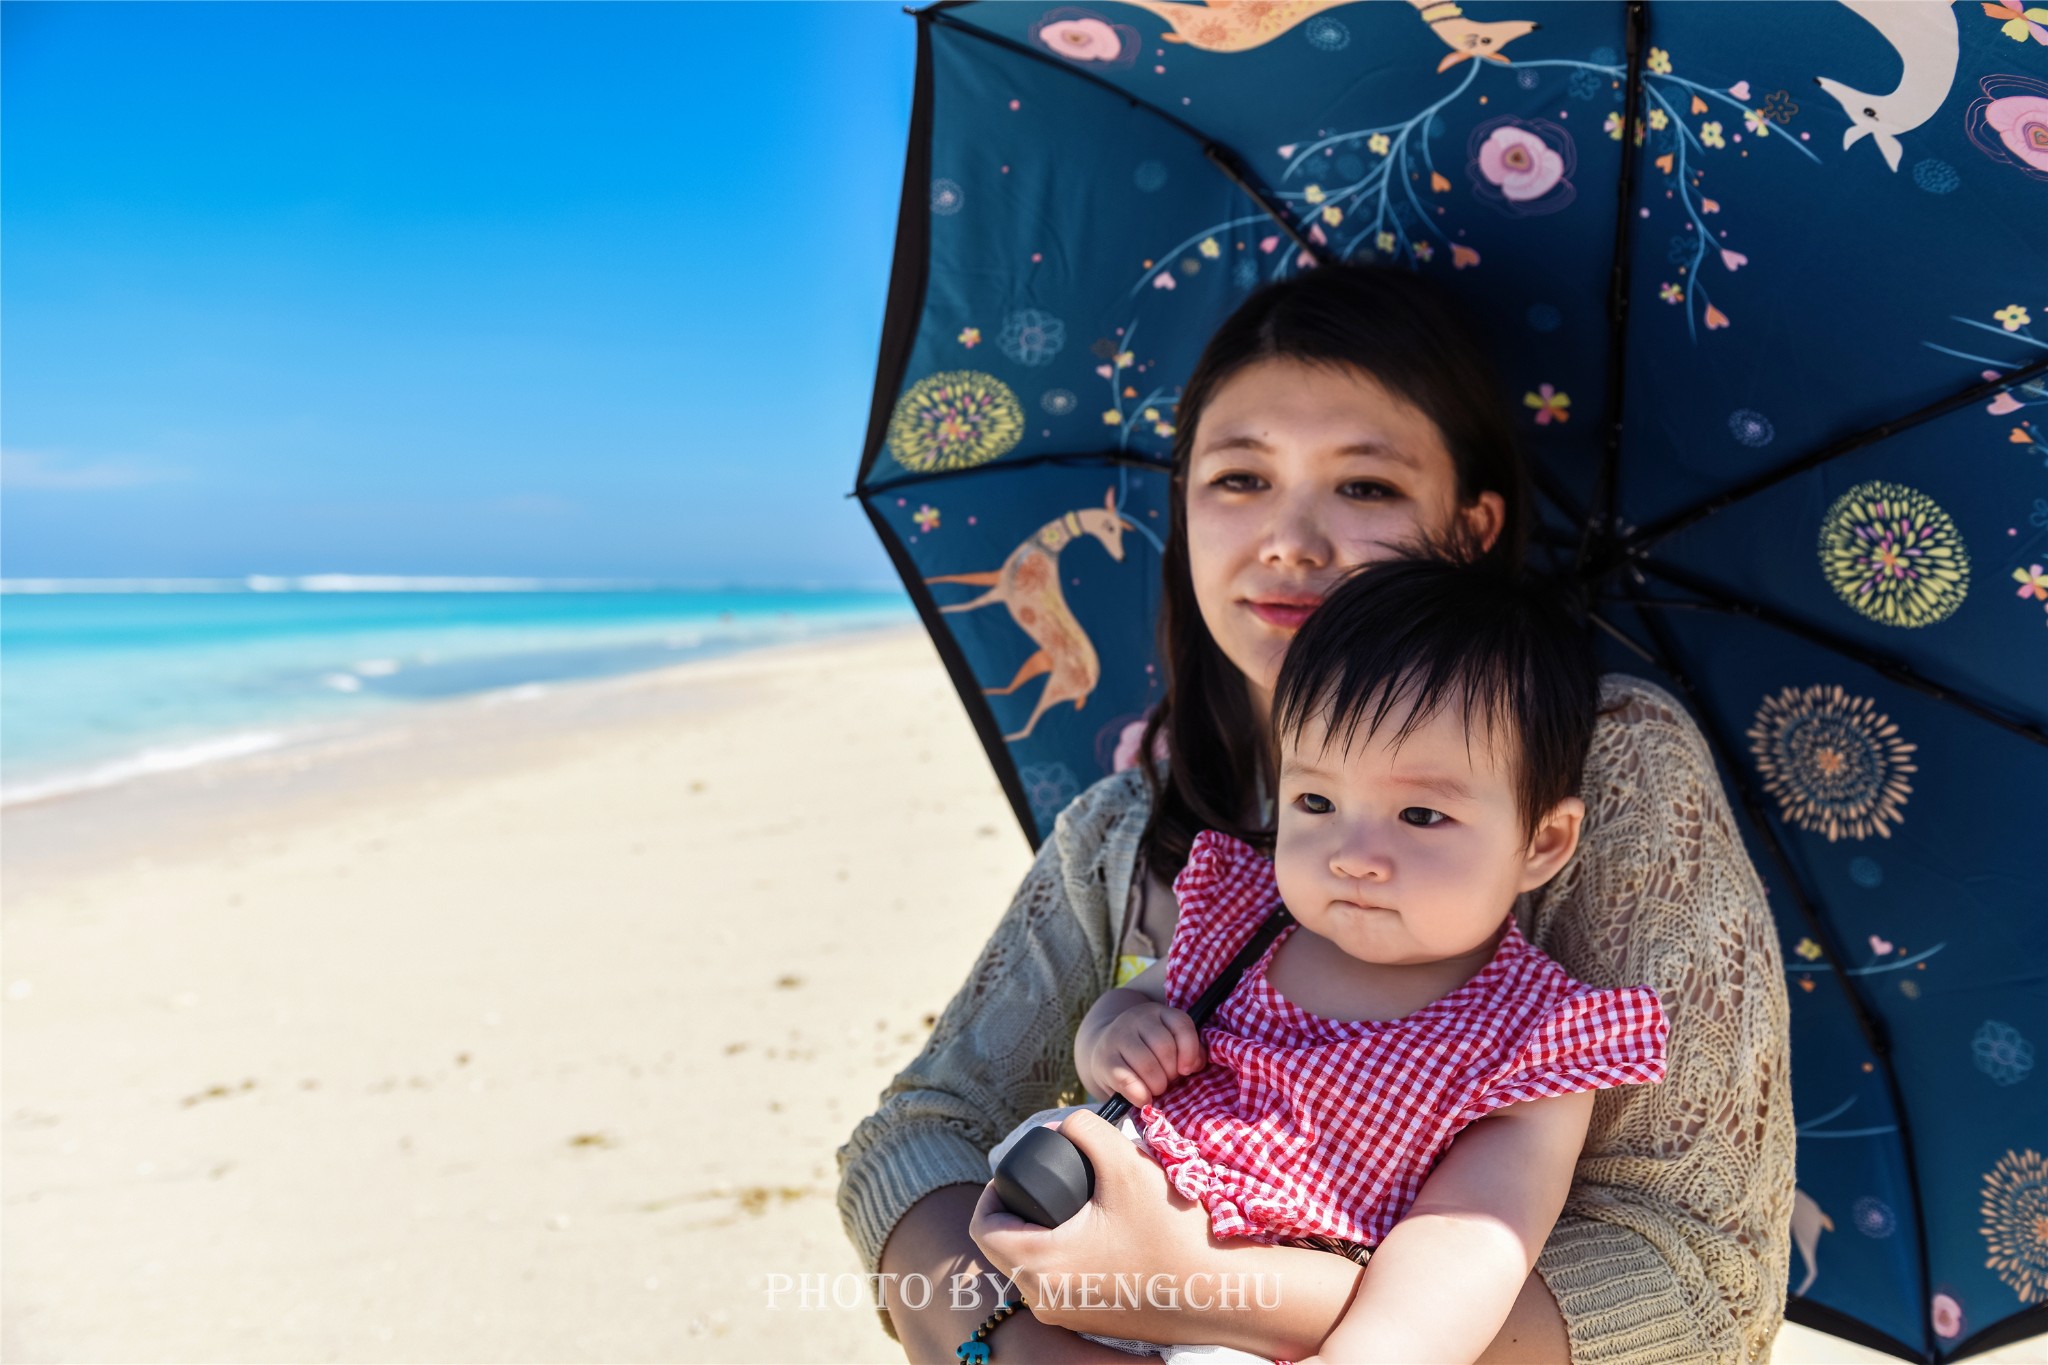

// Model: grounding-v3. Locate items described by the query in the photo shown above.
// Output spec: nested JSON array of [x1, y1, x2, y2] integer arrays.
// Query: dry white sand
[[2, 628, 2031, 1363]]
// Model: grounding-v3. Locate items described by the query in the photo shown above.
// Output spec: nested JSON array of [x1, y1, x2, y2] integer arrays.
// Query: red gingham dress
[[1137, 831, 1669, 1249]]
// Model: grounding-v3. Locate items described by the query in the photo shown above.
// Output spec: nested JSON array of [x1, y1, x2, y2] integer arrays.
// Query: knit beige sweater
[[837, 676, 1795, 1363]]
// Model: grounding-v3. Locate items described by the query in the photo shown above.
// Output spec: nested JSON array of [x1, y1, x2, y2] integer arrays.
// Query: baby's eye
[[1211, 471, 1265, 492], [1399, 807, 1447, 827], [1295, 793, 1334, 815]]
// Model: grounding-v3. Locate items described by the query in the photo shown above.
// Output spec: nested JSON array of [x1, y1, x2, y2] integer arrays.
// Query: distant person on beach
[[839, 265, 1793, 1365], [985, 557, 1669, 1365]]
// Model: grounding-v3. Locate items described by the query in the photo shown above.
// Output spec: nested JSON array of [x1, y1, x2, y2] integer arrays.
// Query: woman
[[837, 266, 1794, 1364]]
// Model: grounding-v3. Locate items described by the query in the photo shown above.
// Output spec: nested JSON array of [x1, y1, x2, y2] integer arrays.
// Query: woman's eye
[[1400, 807, 1447, 827], [1296, 793, 1334, 815], [1340, 481, 1396, 500]]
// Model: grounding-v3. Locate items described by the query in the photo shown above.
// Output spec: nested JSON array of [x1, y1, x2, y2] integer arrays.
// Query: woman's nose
[[1260, 490, 1334, 569]]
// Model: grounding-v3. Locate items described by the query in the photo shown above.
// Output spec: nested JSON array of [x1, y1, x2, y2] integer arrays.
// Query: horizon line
[[0, 575, 907, 596]]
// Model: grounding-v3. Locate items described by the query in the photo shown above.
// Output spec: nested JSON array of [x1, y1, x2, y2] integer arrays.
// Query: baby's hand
[[1087, 1003, 1204, 1106]]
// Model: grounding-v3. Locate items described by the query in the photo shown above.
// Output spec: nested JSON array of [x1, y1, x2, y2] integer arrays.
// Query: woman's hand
[[969, 1110, 1207, 1311], [877, 1183, 1139, 1364], [969, 1110, 1359, 1355]]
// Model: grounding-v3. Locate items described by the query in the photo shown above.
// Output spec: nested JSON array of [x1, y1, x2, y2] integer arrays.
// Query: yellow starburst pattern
[[886, 371, 1025, 473], [1747, 684, 1916, 841], [1981, 1148, 2048, 1304], [1818, 481, 1971, 628]]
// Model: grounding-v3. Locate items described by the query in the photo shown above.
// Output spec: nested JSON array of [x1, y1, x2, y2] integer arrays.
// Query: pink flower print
[[1476, 124, 1567, 201], [913, 504, 941, 533], [1985, 0, 2048, 44], [1603, 111, 1625, 141], [1743, 108, 1772, 138], [1660, 282, 1685, 304], [2015, 564, 2048, 600], [1523, 384, 1571, 425], [1412, 241, 1435, 261], [1112, 717, 1161, 772], [1152, 271, 1177, 290], [1039, 15, 1124, 62], [1721, 248, 1749, 272], [1989, 389, 2024, 415], [1984, 93, 2048, 172], [1930, 1293, 1964, 1340], [958, 327, 981, 349]]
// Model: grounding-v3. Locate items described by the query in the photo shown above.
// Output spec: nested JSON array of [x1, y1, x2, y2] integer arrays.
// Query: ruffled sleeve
[[1161, 830, 1281, 1012], [1456, 985, 1669, 1125]]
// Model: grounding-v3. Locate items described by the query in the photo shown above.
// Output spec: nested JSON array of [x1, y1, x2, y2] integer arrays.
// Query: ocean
[[0, 581, 911, 805]]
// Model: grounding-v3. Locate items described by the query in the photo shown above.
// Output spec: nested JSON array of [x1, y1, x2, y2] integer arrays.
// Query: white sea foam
[[353, 659, 402, 677], [1, 731, 291, 807], [0, 576, 659, 595], [320, 673, 364, 693]]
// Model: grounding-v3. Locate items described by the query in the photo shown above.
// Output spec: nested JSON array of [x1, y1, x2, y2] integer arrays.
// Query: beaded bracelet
[[954, 1297, 1025, 1364]]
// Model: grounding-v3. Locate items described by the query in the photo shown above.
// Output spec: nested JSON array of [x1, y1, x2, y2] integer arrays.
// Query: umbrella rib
[[1624, 353, 2048, 555], [1576, 0, 1651, 575], [858, 448, 1174, 498], [919, 8, 1325, 261], [1623, 593, 1938, 1362], [1632, 561, 2046, 746]]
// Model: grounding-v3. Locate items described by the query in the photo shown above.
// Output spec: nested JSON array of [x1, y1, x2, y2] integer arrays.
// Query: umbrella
[[850, 3, 2048, 1359]]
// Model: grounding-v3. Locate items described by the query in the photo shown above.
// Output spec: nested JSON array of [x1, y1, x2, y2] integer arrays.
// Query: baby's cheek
[[1271, 839, 1316, 909]]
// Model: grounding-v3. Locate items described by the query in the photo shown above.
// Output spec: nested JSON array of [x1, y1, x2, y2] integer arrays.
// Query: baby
[[987, 557, 1668, 1365]]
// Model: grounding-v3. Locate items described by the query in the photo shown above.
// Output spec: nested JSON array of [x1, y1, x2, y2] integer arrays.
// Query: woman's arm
[[876, 1184, 1139, 1364], [1523, 677, 1797, 1364], [835, 775, 1138, 1349], [1305, 1094, 1593, 1365]]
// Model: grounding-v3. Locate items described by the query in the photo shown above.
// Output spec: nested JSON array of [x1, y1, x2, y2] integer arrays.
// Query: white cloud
[[0, 449, 189, 490]]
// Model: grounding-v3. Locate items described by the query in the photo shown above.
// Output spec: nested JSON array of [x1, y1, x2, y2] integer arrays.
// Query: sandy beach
[[1, 628, 2024, 1363]]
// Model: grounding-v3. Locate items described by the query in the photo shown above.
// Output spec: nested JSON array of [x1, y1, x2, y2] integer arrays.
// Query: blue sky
[[2, 1, 915, 583]]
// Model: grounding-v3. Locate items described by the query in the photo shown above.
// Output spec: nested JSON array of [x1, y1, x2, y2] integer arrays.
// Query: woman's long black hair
[[1137, 264, 1534, 877]]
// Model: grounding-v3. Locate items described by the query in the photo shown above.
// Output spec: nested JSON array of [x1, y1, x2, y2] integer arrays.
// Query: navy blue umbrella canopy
[[853, 3, 2047, 1358]]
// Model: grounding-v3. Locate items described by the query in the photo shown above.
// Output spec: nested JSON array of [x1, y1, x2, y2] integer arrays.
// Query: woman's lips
[[1246, 599, 1321, 630]]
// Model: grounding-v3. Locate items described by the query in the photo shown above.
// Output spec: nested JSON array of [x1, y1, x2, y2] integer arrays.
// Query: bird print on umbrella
[[1121, 1, 1540, 70]]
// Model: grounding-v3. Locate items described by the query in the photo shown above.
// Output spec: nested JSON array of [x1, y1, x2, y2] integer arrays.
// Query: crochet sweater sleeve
[[834, 769, 1146, 1307], [1523, 676, 1796, 1365]]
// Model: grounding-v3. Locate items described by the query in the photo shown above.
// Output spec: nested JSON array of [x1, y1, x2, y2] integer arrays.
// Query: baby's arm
[[1072, 958, 1204, 1106], [1303, 1090, 1595, 1365]]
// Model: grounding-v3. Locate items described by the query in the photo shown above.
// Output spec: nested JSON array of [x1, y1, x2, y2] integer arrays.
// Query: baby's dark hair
[[1272, 558, 1600, 844]]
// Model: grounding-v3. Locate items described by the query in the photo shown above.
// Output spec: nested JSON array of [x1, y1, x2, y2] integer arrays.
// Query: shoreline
[[1, 599, 911, 813], [2, 621, 921, 894]]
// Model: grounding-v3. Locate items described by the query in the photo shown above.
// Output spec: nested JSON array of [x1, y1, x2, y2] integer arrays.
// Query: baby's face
[[1274, 699, 1572, 967]]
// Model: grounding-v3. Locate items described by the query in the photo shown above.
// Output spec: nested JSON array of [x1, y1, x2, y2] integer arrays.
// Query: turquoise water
[[0, 586, 910, 801]]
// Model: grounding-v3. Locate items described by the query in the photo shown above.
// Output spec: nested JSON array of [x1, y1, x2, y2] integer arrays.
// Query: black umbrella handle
[[993, 904, 1293, 1226]]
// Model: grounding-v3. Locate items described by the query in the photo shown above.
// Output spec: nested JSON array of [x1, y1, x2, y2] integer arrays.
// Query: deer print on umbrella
[[927, 489, 1135, 743]]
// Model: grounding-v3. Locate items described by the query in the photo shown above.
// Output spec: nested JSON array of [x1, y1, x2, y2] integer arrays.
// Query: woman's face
[[1184, 357, 1505, 717]]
